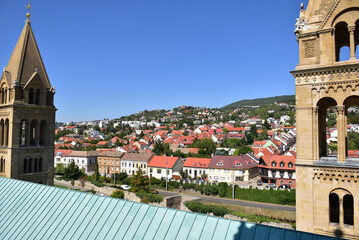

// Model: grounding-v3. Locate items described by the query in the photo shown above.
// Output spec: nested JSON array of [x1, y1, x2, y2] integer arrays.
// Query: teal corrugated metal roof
[[0, 177, 341, 240]]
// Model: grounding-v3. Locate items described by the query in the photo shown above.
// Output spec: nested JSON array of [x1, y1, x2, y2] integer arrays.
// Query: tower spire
[[25, 2, 32, 22]]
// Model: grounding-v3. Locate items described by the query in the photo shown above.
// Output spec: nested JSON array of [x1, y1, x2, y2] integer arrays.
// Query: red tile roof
[[183, 158, 211, 168], [148, 156, 180, 168], [209, 155, 258, 169]]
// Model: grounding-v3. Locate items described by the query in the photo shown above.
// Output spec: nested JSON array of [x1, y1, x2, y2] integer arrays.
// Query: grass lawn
[[201, 200, 296, 222]]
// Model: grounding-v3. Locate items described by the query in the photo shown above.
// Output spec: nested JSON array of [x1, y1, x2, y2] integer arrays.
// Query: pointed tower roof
[[4, 19, 51, 89]]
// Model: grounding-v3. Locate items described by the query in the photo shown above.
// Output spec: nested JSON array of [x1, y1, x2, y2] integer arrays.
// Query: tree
[[111, 189, 125, 199], [234, 146, 254, 156], [130, 168, 149, 193], [263, 120, 271, 130], [93, 159, 100, 181], [79, 176, 86, 188], [64, 161, 83, 180], [54, 163, 65, 175], [179, 169, 188, 179], [249, 125, 258, 137]]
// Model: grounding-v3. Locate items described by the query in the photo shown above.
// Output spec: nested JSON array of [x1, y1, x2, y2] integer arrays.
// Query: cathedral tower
[[292, 0, 359, 238], [0, 11, 56, 185]]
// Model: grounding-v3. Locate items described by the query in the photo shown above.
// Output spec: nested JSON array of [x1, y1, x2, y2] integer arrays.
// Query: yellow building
[[293, 1, 359, 239]]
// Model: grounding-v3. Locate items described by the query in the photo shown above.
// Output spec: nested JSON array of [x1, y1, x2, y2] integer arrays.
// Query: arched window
[[23, 158, 28, 173], [46, 92, 53, 106], [288, 162, 293, 168], [39, 158, 43, 172], [19, 120, 27, 146], [4, 88, 7, 104], [4, 119, 9, 146], [1, 157, 4, 172], [28, 158, 32, 173], [271, 161, 276, 167], [0, 119, 4, 146], [280, 162, 285, 167], [29, 88, 34, 104], [343, 96, 359, 158], [35, 89, 41, 105], [355, 19, 359, 59], [34, 158, 38, 172], [335, 22, 350, 61], [317, 97, 337, 158], [329, 193, 340, 224], [30, 120, 38, 146], [39, 120, 47, 146], [343, 194, 354, 225]]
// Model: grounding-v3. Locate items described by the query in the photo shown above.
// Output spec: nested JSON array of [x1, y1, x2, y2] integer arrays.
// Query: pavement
[[54, 180, 295, 212], [157, 190, 296, 212]]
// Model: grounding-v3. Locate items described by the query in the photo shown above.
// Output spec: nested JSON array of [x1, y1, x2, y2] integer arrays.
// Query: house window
[[288, 172, 292, 178], [56, 158, 60, 162], [280, 171, 284, 178], [99, 159, 101, 163], [116, 160, 119, 164], [235, 162, 242, 166], [289, 181, 292, 185], [157, 169, 161, 174], [288, 162, 293, 168], [271, 161, 276, 167], [150, 168, 153, 173], [82, 160, 84, 164], [280, 162, 284, 167], [216, 162, 223, 166], [116, 167, 119, 171]]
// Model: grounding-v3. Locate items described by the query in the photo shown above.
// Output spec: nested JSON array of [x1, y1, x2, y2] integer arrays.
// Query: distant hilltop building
[[0, 9, 56, 184], [293, 0, 359, 239]]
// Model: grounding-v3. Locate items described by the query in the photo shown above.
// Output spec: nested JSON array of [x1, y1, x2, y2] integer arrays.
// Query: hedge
[[111, 190, 124, 199], [136, 191, 163, 203], [185, 201, 229, 217]]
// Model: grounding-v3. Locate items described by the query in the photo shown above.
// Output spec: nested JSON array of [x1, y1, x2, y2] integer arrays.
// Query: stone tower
[[292, 0, 359, 239], [0, 14, 56, 185]]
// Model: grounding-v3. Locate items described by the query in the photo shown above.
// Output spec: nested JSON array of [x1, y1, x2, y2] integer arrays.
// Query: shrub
[[218, 182, 227, 197], [135, 190, 163, 203], [111, 190, 124, 199], [141, 197, 149, 203], [91, 181, 105, 187], [185, 201, 229, 217]]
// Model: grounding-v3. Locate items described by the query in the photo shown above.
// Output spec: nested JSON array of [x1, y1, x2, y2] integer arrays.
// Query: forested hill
[[222, 95, 295, 109]]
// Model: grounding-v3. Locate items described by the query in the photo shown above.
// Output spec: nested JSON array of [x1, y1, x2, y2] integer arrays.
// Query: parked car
[[265, 183, 277, 189], [120, 185, 131, 190], [278, 184, 291, 190], [149, 189, 158, 194]]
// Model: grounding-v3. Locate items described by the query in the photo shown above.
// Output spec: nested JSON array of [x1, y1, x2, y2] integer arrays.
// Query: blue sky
[[0, 0, 308, 122]]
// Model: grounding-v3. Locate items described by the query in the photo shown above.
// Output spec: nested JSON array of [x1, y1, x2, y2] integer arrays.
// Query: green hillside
[[222, 95, 295, 109]]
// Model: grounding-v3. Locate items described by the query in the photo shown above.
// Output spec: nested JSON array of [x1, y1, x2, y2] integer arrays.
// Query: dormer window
[[288, 162, 293, 168], [216, 162, 223, 166], [235, 162, 242, 166], [272, 161, 276, 167], [280, 162, 285, 167]]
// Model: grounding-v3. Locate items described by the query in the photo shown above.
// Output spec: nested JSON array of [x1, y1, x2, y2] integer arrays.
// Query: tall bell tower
[[292, 0, 359, 239], [0, 6, 56, 185]]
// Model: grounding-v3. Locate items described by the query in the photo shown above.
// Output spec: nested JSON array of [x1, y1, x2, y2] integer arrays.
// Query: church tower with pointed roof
[[0, 11, 56, 185], [292, 0, 359, 238]]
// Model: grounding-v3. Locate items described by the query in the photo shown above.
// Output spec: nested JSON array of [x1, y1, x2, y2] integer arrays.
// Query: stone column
[[312, 107, 319, 160], [337, 105, 346, 162], [339, 198, 344, 227], [348, 26, 356, 60]]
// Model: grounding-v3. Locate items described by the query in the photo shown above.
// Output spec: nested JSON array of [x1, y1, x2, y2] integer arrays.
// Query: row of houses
[[54, 150, 263, 184]]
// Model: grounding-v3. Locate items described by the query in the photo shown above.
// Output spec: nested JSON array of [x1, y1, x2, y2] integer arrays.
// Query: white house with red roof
[[208, 155, 258, 183], [183, 157, 211, 179], [258, 155, 296, 188], [148, 156, 183, 180]]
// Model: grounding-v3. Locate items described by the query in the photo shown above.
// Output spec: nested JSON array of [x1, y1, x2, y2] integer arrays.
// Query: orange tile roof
[[183, 157, 211, 168], [148, 156, 180, 168]]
